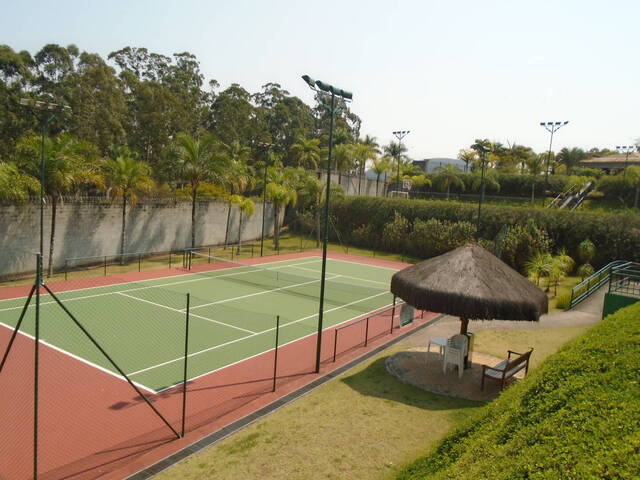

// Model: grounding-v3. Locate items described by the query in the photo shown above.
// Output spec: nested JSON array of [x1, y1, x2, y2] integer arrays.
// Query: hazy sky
[[3, 0, 639, 159]]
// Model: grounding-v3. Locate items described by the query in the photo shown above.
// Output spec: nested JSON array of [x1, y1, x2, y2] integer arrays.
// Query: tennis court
[[0, 254, 396, 393]]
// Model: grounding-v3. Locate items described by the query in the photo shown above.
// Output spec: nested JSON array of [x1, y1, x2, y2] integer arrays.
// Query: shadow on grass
[[341, 354, 483, 412]]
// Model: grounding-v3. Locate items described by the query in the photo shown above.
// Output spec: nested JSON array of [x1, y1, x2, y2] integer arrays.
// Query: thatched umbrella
[[390, 242, 547, 334]]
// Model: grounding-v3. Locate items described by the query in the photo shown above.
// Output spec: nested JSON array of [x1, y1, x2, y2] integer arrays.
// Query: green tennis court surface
[[0, 256, 395, 392]]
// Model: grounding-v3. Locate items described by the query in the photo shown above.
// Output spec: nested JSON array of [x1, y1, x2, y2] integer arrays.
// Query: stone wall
[[0, 199, 279, 277]]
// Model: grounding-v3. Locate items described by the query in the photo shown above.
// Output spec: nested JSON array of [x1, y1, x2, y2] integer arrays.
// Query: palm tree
[[0, 162, 39, 204], [457, 149, 477, 173], [624, 165, 640, 208], [104, 156, 154, 259], [470, 168, 500, 194], [290, 137, 321, 171], [352, 142, 377, 194], [171, 133, 226, 248], [525, 252, 553, 286], [556, 147, 586, 174], [371, 156, 391, 195], [526, 156, 544, 204], [266, 183, 297, 251], [434, 164, 465, 199], [16, 133, 103, 277], [333, 143, 354, 186], [222, 151, 254, 248], [236, 197, 255, 254], [383, 141, 408, 193]]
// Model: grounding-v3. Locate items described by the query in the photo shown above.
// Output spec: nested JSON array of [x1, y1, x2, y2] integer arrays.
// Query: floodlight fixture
[[302, 75, 316, 89], [539, 120, 570, 205]]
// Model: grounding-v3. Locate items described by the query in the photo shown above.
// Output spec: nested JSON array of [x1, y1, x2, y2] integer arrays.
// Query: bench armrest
[[507, 350, 523, 359]]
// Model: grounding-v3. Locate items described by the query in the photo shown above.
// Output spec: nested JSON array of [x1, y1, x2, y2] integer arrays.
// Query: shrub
[[500, 221, 552, 273], [396, 302, 640, 480], [554, 291, 572, 309], [381, 212, 410, 252], [407, 218, 476, 258], [329, 196, 640, 268]]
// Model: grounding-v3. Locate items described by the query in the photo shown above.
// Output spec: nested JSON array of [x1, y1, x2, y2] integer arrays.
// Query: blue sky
[[3, 0, 639, 159]]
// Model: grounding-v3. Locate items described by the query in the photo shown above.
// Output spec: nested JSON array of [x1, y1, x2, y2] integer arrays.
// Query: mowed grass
[[154, 324, 590, 480]]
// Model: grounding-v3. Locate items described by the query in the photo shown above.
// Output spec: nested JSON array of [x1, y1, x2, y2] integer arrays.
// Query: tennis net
[[189, 251, 390, 310]]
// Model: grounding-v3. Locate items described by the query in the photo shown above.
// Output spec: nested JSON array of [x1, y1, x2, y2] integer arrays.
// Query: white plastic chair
[[443, 334, 468, 378], [426, 337, 447, 363]]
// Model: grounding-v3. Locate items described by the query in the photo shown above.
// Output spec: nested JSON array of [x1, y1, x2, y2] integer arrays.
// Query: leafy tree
[[16, 133, 102, 276], [434, 164, 465, 199], [458, 149, 477, 172], [556, 147, 587, 174], [370, 156, 391, 194], [169, 133, 226, 247], [104, 156, 154, 258], [332, 143, 354, 185], [352, 141, 377, 194], [577, 239, 596, 281], [525, 252, 553, 286], [470, 168, 500, 193], [298, 176, 345, 247], [266, 182, 297, 250], [624, 165, 640, 208], [383, 141, 408, 191], [220, 140, 254, 247], [0, 162, 39, 203], [290, 137, 321, 170], [236, 197, 255, 254]]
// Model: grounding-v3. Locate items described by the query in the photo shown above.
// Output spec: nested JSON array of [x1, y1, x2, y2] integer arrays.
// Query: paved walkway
[[386, 286, 606, 400]]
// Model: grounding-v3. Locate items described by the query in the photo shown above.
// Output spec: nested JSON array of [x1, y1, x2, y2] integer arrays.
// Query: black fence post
[[390, 296, 397, 334], [64, 260, 68, 281], [34, 254, 42, 480], [138, 254, 141, 272], [181, 293, 190, 437], [169, 251, 172, 269], [333, 328, 338, 362], [364, 316, 370, 347], [272, 315, 280, 392], [103, 256, 107, 276]]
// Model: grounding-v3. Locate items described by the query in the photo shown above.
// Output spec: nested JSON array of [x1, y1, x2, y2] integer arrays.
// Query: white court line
[[187, 274, 342, 311], [127, 290, 390, 378], [326, 256, 401, 271], [0, 257, 323, 305], [0, 321, 157, 394], [288, 264, 390, 287], [116, 292, 257, 335], [0, 259, 323, 313]]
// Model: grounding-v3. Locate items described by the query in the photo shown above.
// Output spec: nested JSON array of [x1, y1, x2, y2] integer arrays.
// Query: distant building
[[412, 157, 466, 173], [579, 153, 640, 174]]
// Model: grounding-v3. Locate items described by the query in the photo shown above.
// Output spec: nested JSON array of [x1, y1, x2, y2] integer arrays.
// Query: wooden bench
[[481, 349, 533, 391]]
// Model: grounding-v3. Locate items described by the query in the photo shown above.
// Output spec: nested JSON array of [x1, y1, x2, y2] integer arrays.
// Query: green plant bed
[[396, 302, 640, 480]]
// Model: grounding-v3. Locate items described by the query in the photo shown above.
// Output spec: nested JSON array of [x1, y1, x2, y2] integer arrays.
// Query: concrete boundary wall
[[0, 199, 279, 277]]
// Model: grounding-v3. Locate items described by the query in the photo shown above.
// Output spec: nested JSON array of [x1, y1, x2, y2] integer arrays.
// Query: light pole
[[256, 142, 274, 257], [476, 145, 491, 237], [616, 145, 635, 179], [19, 97, 70, 480], [302, 74, 352, 373], [392, 130, 410, 195], [539, 121, 569, 205]]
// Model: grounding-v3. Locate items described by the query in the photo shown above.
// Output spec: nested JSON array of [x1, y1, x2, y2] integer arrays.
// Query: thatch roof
[[391, 243, 547, 321]]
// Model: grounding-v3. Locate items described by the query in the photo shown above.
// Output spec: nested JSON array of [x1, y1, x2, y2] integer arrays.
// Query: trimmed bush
[[329, 196, 640, 268], [407, 218, 476, 259], [396, 302, 640, 480], [554, 291, 572, 309]]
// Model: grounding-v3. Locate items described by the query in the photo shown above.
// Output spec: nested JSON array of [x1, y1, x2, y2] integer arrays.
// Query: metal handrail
[[569, 260, 640, 309]]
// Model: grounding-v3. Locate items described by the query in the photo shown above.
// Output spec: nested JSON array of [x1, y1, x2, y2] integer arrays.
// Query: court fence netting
[[0, 251, 416, 480]]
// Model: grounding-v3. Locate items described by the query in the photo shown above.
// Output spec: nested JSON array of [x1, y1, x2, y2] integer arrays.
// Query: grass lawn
[[154, 324, 591, 480]]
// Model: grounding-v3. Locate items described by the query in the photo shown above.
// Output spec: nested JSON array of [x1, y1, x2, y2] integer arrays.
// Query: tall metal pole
[[476, 149, 488, 237], [391, 131, 410, 195], [315, 92, 335, 373], [540, 121, 568, 206], [617, 145, 634, 180], [260, 161, 268, 257]]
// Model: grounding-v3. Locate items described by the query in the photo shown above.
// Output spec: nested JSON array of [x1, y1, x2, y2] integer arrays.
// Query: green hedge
[[328, 197, 640, 268], [396, 302, 640, 480]]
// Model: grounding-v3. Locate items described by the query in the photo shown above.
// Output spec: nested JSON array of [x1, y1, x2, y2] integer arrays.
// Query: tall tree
[[266, 183, 297, 251], [290, 137, 321, 170], [0, 162, 39, 203], [220, 140, 253, 248], [434, 164, 465, 199], [169, 133, 226, 247], [624, 165, 640, 208], [104, 156, 154, 258], [236, 197, 255, 254], [352, 141, 377, 194], [458, 149, 477, 172], [16, 133, 102, 276], [383, 141, 408, 191], [370, 156, 391, 195], [556, 147, 587, 174]]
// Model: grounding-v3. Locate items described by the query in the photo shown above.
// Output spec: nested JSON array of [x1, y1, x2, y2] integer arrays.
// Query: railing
[[569, 260, 640, 309], [609, 265, 640, 298]]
